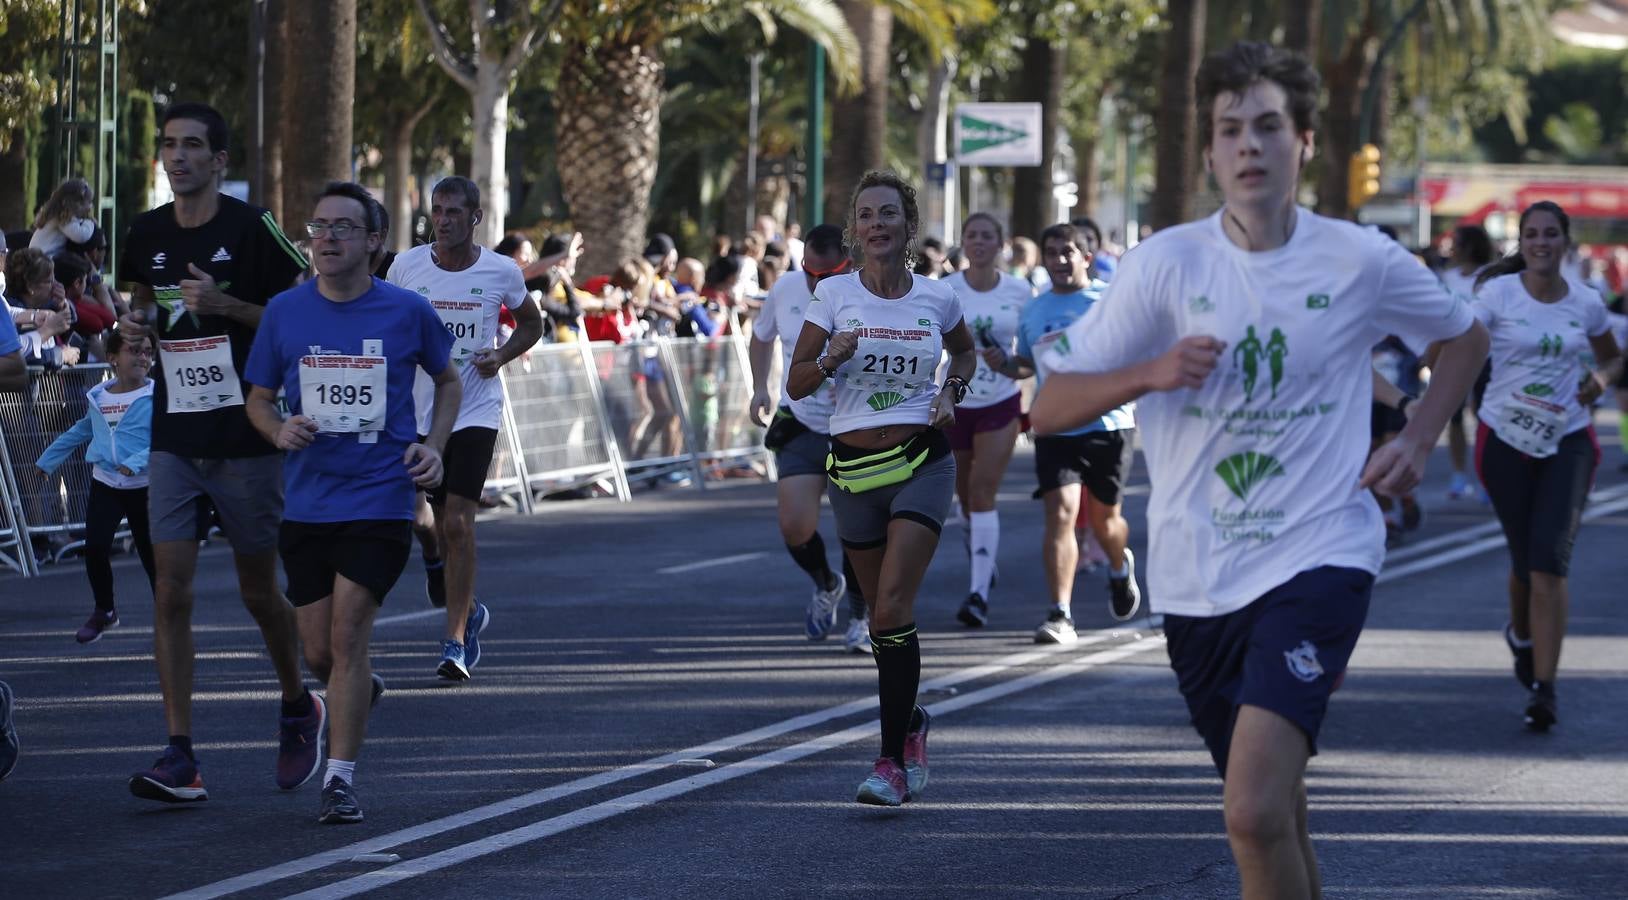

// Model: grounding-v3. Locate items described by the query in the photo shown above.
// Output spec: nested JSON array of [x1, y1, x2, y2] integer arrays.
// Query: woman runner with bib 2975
[[941, 213, 1031, 625], [787, 171, 976, 806], [1471, 201, 1621, 732]]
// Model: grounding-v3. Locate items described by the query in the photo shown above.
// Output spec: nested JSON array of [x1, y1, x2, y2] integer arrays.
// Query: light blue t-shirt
[[245, 278, 455, 523], [1016, 281, 1133, 436], [0, 305, 20, 356]]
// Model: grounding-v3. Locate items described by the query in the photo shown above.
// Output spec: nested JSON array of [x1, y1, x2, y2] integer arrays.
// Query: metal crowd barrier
[[0, 332, 771, 577]]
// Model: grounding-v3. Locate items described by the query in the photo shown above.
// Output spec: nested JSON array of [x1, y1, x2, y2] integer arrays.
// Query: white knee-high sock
[[969, 510, 999, 598]]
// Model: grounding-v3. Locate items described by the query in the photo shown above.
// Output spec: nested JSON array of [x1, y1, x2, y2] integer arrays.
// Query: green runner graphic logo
[[1234, 326, 1290, 401], [1522, 382, 1555, 397], [1214, 451, 1286, 501], [1306, 294, 1330, 309], [1539, 334, 1564, 358], [867, 391, 905, 411]]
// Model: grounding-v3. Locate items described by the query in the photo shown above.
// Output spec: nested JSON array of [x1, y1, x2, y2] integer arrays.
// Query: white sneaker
[[842, 618, 871, 654], [1034, 609, 1078, 645], [805, 572, 844, 640]]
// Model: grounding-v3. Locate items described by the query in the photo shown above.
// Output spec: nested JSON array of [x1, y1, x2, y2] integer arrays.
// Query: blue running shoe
[[129, 745, 208, 803], [464, 603, 491, 670], [437, 639, 469, 681], [0, 681, 17, 782], [318, 776, 364, 824]]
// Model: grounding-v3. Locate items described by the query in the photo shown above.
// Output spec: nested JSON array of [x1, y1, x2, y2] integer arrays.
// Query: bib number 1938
[[159, 336, 244, 413]]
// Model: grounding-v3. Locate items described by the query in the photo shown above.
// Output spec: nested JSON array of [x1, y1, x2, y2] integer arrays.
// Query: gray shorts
[[826, 452, 956, 549], [775, 428, 831, 478], [149, 451, 284, 554]]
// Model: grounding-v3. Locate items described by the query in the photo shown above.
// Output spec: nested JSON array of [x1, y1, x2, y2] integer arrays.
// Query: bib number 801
[[314, 383, 375, 406], [861, 354, 919, 376], [445, 321, 478, 340], [1508, 409, 1557, 442], [172, 365, 226, 387]]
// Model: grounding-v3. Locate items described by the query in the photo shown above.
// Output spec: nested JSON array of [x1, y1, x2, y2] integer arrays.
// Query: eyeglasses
[[803, 258, 852, 280], [305, 221, 370, 240]]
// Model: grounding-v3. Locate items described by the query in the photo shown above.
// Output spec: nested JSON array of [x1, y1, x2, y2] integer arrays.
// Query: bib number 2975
[[1499, 392, 1566, 458]]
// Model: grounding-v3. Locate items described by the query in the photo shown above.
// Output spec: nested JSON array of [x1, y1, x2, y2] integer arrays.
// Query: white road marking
[[282, 638, 1161, 900], [162, 634, 1127, 900], [655, 552, 767, 574], [372, 609, 443, 627]]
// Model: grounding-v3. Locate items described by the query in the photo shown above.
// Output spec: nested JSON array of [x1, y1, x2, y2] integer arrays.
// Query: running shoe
[[805, 572, 845, 641], [956, 592, 989, 628], [464, 602, 491, 670], [842, 618, 872, 654], [1035, 608, 1078, 645], [437, 639, 470, 681], [129, 745, 207, 803], [1109, 549, 1142, 621], [1503, 622, 1535, 689], [1446, 472, 1476, 500], [370, 673, 386, 709], [425, 560, 446, 608], [855, 757, 910, 807], [318, 776, 364, 824], [1524, 682, 1558, 733], [0, 681, 17, 782], [75, 608, 119, 644], [902, 706, 930, 798], [276, 691, 327, 790]]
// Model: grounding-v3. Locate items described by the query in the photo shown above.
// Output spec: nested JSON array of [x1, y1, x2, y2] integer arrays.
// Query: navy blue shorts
[[1163, 566, 1373, 778]]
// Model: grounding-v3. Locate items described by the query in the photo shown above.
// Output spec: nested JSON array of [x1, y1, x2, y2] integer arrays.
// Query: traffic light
[[1347, 144, 1382, 210]]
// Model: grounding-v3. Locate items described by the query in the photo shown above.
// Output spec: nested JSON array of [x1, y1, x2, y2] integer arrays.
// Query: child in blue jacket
[[38, 331, 156, 643]]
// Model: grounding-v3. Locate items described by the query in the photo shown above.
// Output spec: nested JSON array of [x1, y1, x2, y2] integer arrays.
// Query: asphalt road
[[3, 434, 1626, 900]]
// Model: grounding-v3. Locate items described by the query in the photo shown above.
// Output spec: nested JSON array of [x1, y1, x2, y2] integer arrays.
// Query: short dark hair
[[539, 234, 568, 257], [1195, 41, 1320, 150], [1069, 216, 1103, 247], [495, 232, 530, 258], [316, 181, 380, 231], [1039, 222, 1082, 252], [53, 253, 92, 287], [368, 198, 390, 237], [1452, 224, 1493, 267], [804, 223, 846, 258], [432, 176, 481, 211], [704, 254, 742, 288], [105, 329, 152, 358], [161, 102, 230, 154]]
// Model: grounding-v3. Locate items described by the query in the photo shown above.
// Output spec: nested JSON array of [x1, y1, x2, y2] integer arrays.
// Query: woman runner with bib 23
[[1472, 200, 1621, 732], [787, 171, 976, 806]]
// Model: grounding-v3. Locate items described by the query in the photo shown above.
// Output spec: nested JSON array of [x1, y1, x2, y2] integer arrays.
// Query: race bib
[[965, 355, 1006, 403], [299, 354, 387, 434], [432, 300, 485, 365], [1496, 392, 1567, 458], [843, 338, 937, 395], [159, 336, 244, 413]]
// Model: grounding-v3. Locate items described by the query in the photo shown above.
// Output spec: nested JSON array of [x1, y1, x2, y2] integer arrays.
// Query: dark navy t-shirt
[[245, 278, 454, 523]]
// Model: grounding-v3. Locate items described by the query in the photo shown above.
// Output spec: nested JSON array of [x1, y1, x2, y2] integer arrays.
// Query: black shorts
[[1475, 423, 1598, 580], [420, 426, 499, 506], [1164, 566, 1373, 778], [1033, 430, 1135, 505], [1370, 402, 1405, 442], [279, 520, 412, 607]]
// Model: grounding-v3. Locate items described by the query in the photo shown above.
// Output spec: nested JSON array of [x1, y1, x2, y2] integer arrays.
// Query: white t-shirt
[[942, 270, 1030, 408], [1474, 273, 1610, 456], [806, 272, 965, 435], [753, 270, 836, 431], [1045, 207, 1476, 618], [1439, 265, 1483, 301], [388, 245, 527, 434], [92, 379, 154, 489]]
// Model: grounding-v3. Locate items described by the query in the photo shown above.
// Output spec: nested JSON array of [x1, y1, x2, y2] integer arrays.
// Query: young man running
[[1030, 42, 1488, 898], [246, 182, 458, 823], [387, 176, 542, 680], [749, 224, 869, 652], [990, 222, 1138, 641], [118, 102, 321, 802]]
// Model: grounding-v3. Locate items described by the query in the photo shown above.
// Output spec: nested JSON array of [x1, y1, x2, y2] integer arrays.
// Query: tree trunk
[[281, 0, 355, 226], [1011, 38, 1063, 243], [825, 0, 893, 224], [0, 135, 27, 229], [556, 36, 664, 276], [470, 62, 509, 248], [1283, 0, 1320, 63], [387, 119, 416, 252], [1316, 33, 1373, 219], [917, 53, 955, 240], [262, 0, 287, 224], [1074, 131, 1100, 219], [1150, 0, 1205, 232]]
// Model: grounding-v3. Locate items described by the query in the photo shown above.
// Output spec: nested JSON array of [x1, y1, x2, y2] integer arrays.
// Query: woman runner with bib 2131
[[1471, 200, 1621, 732], [787, 171, 976, 806]]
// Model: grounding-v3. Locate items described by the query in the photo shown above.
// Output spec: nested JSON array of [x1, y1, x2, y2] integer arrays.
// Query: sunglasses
[[803, 258, 852, 280]]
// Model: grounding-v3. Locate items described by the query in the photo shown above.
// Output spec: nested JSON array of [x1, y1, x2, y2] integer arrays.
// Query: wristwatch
[[816, 355, 838, 379], [944, 376, 970, 404]]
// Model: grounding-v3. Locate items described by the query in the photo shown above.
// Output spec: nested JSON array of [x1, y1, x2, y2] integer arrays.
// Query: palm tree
[[552, 0, 858, 275], [281, 0, 357, 225], [1149, 0, 1206, 231]]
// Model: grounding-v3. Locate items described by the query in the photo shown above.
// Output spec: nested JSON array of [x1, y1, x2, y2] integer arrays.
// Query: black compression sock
[[168, 734, 195, 761], [786, 534, 836, 591], [281, 688, 313, 719], [843, 553, 867, 621], [871, 623, 921, 765]]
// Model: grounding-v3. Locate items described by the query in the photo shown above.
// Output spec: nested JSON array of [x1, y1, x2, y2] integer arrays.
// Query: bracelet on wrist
[[944, 376, 969, 404], [816, 356, 837, 379]]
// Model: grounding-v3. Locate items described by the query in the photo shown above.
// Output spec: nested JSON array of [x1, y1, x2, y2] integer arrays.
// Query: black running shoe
[[1108, 549, 1142, 621], [425, 560, 446, 608], [956, 592, 989, 627], [1524, 682, 1557, 733], [1503, 623, 1535, 689], [318, 777, 364, 824]]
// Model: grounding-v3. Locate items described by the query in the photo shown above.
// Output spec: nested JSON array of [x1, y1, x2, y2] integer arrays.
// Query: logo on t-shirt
[[1538, 334, 1564, 358], [1284, 640, 1325, 683], [1306, 293, 1330, 309], [1214, 450, 1285, 502], [1233, 325, 1290, 402], [1522, 382, 1555, 397], [866, 391, 905, 411], [1189, 295, 1214, 314], [211, 247, 232, 263], [152, 252, 167, 268]]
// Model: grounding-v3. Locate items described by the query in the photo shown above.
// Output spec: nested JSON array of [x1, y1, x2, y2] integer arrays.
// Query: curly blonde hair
[[34, 177, 94, 230], [843, 170, 919, 269]]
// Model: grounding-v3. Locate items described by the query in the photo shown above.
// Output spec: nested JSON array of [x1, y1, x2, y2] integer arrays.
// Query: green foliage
[[119, 91, 155, 233], [1471, 45, 1628, 164], [0, 0, 57, 152]]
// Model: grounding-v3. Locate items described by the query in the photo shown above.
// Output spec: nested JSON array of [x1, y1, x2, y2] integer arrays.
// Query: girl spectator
[[30, 178, 97, 259]]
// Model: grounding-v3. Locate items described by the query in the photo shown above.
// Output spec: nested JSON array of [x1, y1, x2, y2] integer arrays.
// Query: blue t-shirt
[[0, 305, 20, 356], [245, 278, 454, 523], [1017, 281, 1133, 435]]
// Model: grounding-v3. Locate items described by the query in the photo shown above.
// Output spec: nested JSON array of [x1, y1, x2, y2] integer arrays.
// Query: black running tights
[[84, 481, 156, 611]]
